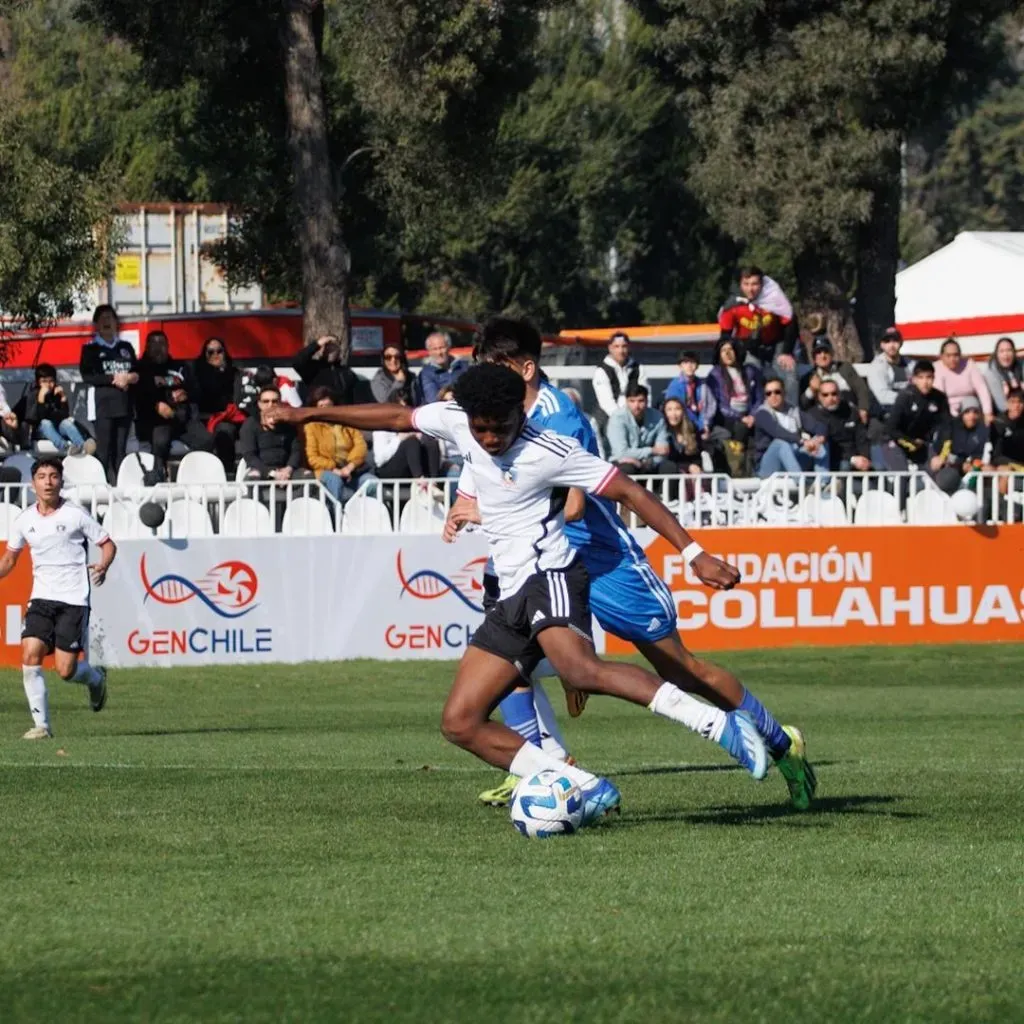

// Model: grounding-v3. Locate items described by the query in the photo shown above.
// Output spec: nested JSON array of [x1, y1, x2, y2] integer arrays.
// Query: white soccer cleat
[[22, 726, 52, 740]]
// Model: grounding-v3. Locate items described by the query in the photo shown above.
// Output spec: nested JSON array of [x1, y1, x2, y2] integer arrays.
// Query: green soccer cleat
[[776, 725, 817, 811], [478, 774, 519, 807]]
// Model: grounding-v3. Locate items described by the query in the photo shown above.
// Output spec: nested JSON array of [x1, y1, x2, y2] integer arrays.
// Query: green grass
[[1, 645, 1022, 1024]]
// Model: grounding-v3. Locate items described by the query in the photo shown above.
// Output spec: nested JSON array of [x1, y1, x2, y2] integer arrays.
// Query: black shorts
[[22, 599, 88, 654], [471, 560, 592, 675]]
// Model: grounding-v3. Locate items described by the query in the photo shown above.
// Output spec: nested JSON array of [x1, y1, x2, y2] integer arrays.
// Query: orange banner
[[606, 526, 1024, 652], [0, 556, 42, 666]]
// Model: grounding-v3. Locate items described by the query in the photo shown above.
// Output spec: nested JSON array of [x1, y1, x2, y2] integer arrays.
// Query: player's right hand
[[692, 552, 740, 591]]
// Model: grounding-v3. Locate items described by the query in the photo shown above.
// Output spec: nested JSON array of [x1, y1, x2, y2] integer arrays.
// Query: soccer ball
[[509, 770, 585, 838]]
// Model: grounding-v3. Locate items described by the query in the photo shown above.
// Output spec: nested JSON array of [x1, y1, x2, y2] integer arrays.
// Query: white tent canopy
[[896, 232, 1024, 323]]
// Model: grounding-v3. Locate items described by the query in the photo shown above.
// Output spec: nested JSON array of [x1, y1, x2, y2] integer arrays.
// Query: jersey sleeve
[[6, 516, 25, 552], [410, 401, 461, 444], [548, 442, 620, 496], [456, 462, 476, 500], [78, 508, 110, 545]]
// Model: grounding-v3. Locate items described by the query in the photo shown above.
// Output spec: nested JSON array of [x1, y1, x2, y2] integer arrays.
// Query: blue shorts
[[585, 556, 678, 644]]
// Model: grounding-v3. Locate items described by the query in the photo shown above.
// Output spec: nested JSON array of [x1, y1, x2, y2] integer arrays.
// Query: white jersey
[[7, 501, 109, 607], [411, 401, 620, 597]]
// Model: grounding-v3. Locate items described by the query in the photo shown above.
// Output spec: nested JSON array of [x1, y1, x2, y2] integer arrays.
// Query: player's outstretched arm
[[601, 472, 740, 591], [0, 546, 21, 581], [265, 402, 415, 433], [89, 539, 117, 586]]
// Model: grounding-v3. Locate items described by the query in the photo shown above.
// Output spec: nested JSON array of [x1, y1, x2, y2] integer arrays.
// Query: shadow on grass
[[614, 794, 917, 828], [114, 725, 292, 738], [614, 759, 842, 779]]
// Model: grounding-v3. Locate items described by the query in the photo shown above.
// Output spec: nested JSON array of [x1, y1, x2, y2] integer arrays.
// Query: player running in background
[[452, 317, 815, 810], [269, 364, 770, 824], [0, 459, 114, 739]]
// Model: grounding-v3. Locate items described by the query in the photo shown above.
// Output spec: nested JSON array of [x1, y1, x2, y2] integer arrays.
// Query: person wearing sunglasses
[[805, 380, 872, 472], [753, 377, 829, 477], [189, 337, 245, 473], [371, 345, 412, 404]]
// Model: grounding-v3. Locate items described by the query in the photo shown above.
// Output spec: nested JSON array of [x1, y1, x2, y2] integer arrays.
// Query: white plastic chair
[[281, 496, 334, 536], [852, 490, 903, 525], [104, 500, 170, 539], [340, 495, 393, 534], [800, 492, 849, 526], [166, 498, 214, 538], [116, 451, 156, 491], [2, 452, 36, 482], [0, 501, 22, 540], [220, 497, 274, 537], [907, 488, 956, 525], [398, 492, 447, 534], [235, 458, 249, 483], [176, 450, 243, 502], [61, 453, 112, 506]]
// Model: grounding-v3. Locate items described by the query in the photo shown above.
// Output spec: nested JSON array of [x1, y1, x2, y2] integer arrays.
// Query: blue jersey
[[528, 382, 646, 574]]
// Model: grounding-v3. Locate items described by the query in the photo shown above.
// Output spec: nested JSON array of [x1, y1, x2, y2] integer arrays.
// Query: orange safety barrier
[[0, 555, 46, 667], [606, 526, 1024, 653]]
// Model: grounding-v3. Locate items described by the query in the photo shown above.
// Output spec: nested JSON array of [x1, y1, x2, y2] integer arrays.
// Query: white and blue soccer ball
[[510, 770, 584, 838]]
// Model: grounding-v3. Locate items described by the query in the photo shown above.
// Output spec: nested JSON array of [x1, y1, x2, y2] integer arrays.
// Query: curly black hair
[[452, 362, 526, 419], [473, 315, 543, 364]]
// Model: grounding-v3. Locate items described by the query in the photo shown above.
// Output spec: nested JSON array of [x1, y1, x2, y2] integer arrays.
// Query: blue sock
[[500, 689, 542, 746], [739, 688, 791, 760]]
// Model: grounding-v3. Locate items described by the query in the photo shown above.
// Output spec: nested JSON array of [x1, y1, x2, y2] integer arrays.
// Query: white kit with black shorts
[[411, 401, 622, 669], [7, 501, 109, 654]]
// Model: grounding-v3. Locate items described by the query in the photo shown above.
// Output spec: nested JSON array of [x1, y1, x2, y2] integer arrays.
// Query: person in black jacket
[[294, 335, 357, 405], [991, 388, 1024, 469], [240, 386, 312, 481], [805, 382, 872, 471], [929, 396, 990, 494], [136, 330, 181, 455], [15, 364, 94, 456], [79, 304, 138, 481], [188, 337, 244, 473], [876, 360, 950, 471]]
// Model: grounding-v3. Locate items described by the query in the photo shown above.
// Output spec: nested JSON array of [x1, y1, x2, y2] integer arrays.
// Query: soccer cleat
[[560, 679, 588, 718], [22, 726, 52, 740], [776, 725, 817, 810], [718, 710, 769, 780], [580, 778, 621, 825], [88, 667, 107, 713], [478, 774, 519, 806]]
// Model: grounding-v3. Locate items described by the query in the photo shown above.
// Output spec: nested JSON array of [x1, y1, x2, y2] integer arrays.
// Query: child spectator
[[981, 337, 1024, 415], [753, 378, 828, 477], [929, 396, 990, 495], [933, 338, 992, 422], [662, 351, 716, 440], [606, 383, 669, 474], [189, 337, 245, 474], [16, 364, 91, 455], [867, 327, 911, 418], [79, 304, 138, 482], [706, 338, 762, 477], [372, 345, 412, 404], [877, 360, 950, 471], [302, 386, 372, 503]]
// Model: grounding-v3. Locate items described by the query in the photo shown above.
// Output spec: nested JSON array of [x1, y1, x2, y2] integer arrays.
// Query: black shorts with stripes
[[470, 559, 592, 673]]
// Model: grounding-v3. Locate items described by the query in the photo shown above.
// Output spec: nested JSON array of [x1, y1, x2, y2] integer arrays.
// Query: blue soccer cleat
[[580, 778, 621, 826], [718, 710, 769, 780]]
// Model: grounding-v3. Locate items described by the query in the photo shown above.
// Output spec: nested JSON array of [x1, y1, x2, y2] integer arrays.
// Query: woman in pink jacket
[[934, 338, 994, 424]]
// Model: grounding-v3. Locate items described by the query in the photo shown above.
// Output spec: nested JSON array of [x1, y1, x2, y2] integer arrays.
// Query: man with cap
[[800, 338, 872, 421], [867, 327, 911, 419], [928, 395, 989, 494]]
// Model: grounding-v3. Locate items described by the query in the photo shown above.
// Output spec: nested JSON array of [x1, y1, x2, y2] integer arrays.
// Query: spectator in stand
[[150, 376, 217, 480], [877, 360, 950, 471], [372, 392, 442, 480], [372, 345, 412, 404], [592, 331, 647, 423], [302, 386, 372, 503], [991, 387, 1024, 471], [0, 382, 18, 453], [662, 350, 716, 442], [79, 304, 138, 482], [867, 327, 911, 418], [933, 338, 993, 423], [237, 365, 301, 417], [753, 377, 828, 478], [929, 396, 989, 495], [660, 398, 703, 476], [136, 330, 182, 457], [706, 338, 762, 477], [241, 386, 311, 482], [981, 337, 1024, 415], [15, 364, 92, 456], [799, 339, 871, 422], [806, 380, 872, 472], [294, 334, 357, 405], [189, 336, 245, 473], [606, 383, 669, 474], [418, 331, 468, 405], [718, 266, 798, 403]]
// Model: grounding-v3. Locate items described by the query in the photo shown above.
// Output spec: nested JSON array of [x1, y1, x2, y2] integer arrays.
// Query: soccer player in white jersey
[[268, 364, 770, 823], [0, 459, 114, 739]]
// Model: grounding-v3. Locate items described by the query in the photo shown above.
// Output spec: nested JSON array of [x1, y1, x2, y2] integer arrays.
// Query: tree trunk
[[854, 141, 901, 359], [794, 250, 863, 364], [282, 0, 351, 358]]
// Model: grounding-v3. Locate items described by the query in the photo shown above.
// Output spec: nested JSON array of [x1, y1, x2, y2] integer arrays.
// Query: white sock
[[70, 661, 101, 686], [22, 665, 50, 731], [649, 682, 727, 742], [531, 678, 568, 759], [509, 742, 596, 790]]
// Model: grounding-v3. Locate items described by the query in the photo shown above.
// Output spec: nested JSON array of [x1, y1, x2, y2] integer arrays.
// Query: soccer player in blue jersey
[[452, 316, 816, 811]]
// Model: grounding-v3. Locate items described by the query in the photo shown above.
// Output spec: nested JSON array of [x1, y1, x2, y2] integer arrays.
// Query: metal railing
[[0, 471, 1020, 538]]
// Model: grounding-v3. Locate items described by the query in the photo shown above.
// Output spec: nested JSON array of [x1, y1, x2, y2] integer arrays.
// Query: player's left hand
[[442, 499, 481, 543], [692, 552, 740, 591], [89, 564, 108, 586]]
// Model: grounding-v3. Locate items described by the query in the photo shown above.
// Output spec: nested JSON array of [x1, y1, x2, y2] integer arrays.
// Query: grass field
[[1, 644, 1022, 1023]]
